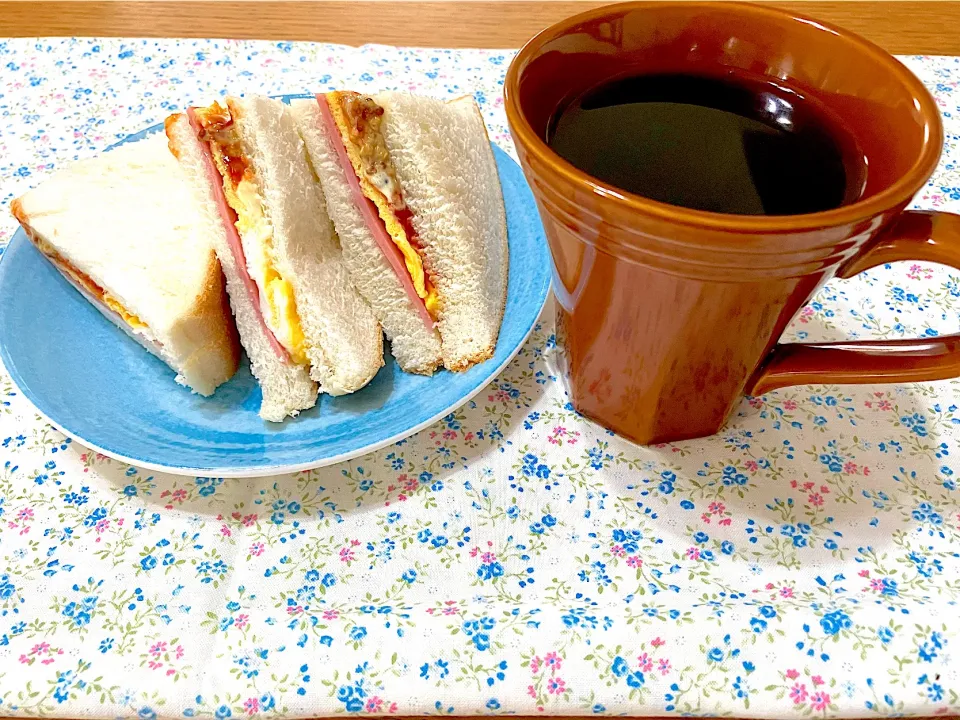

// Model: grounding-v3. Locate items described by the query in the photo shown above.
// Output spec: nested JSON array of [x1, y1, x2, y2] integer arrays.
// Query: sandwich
[[165, 96, 384, 422], [11, 134, 241, 396], [290, 91, 508, 374]]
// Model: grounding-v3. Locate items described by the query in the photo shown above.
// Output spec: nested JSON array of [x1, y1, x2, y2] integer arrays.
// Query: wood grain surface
[[1, 0, 959, 54]]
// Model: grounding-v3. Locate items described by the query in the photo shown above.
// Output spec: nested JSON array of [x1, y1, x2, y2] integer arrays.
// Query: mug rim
[[504, 0, 944, 232]]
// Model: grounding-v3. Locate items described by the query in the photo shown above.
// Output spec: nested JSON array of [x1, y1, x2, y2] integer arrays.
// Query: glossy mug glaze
[[505, 1, 960, 444]]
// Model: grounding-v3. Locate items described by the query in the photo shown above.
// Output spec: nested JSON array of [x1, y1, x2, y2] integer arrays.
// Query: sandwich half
[[11, 134, 240, 396], [165, 96, 383, 421], [291, 91, 508, 373]]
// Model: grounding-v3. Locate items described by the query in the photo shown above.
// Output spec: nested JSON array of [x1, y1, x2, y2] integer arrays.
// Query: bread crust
[[442, 96, 509, 373], [12, 154, 241, 397]]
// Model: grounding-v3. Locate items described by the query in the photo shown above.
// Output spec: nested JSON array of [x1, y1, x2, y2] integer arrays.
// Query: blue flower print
[[611, 656, 629, 677], [349, 626, 367, 642], [626, 670, 645, 688], [820, 609, 852, 636], [877, 626, 894, 644], [707, 647, 724, 662], [721, 465, 748, 486]]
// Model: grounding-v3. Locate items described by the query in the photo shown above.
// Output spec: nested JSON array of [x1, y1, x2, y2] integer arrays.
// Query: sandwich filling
[[187, 103, 308, 366], [318, 92, 438, 326], [32, 237, 149, 332]]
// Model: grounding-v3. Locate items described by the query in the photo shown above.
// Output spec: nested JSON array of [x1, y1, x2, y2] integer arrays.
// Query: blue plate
[[0, 116, 550, 476]]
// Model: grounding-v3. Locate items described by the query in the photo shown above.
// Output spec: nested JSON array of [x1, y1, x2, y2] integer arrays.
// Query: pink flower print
[[610, 544, 626, 557], [701, 513, 712, 524], [811, 675, 824, 687], [235, 614, 249, 630], [242, 514, 257, 527], [810, 691, 831, 711], [708, 502, 725, 514], [148, 660, 163, 670], [859, 569, 870, 578], [843, 462, 858, 475], [18, 654, 29, 664], [877, 400, 892, 411], [17, 508, 33, 521], [626, 555, 642, 568], [799, 306, 814, 323], [782, 399, 797, 411], [870, 578, 885, 592], [748, 397, 764, 408], [651, 637, 665, 648], [544, 652, 562, 671], [172, 489, 187, 502], [686, 547, 701, 560], [340, 547, 355, 563], [809, 493, 824, 506], [780, 586, 795, 598], [718, 517, 732, 526], [530, 656, 542, 674], [481, 551, 497, 564], [658, 658, 671, 676], [469, 547, 480, 558], [547, 677, 566, 695], [636, 652, 653, 672], [442, 430, 457, 440], [243, 697, 260, 715], [323, 609, 340, 620], [366, 696, 384, 712], [527, 684, 536, 699], [95, 519, 110, 533], [175, 645, 184, 659], [220, 525, 232, 537], [785, 669, 800, 680], [744, 460, 758, 472], [249, 543, 264, 557], [149, 641, 167, 657], [441, 601, 460, 616], [790, 683, 809, 704], [31, 642, 50, 655], [351, 539, 361, 547]]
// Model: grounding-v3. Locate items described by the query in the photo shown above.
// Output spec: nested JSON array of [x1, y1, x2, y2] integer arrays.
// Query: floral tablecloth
[[1, 38, 960, 719]]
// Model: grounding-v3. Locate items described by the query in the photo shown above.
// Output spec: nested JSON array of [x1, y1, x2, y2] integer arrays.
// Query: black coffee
[[547, 72, 865, 216]]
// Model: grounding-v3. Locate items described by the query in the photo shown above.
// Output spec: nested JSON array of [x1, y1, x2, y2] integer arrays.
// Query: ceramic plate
[[0, 114, 550, 477]]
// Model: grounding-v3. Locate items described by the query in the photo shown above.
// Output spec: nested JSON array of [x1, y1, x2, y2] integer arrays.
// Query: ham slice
[[316, 94, 435, 328], [186, 108, 289, 361]]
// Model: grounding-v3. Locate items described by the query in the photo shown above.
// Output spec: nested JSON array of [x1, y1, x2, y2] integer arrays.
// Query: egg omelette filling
[[326, 91, 439, 318], [33, 237, 149, 332], [193, 103, 309, 366]]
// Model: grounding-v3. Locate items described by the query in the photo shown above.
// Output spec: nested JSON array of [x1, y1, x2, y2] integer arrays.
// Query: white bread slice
[[290, 98, 443, 376], [227, 96, 384, 394], [11, 134, 240, 396], [374, 93, 508, 371], [165, 113, 318, 420]]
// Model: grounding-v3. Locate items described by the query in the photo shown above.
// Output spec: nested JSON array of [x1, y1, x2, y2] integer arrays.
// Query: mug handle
[[747, 210, 960, 396]]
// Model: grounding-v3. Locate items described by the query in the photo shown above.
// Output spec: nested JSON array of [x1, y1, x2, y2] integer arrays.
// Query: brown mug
[[504, 1, 960, 445]]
